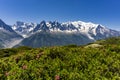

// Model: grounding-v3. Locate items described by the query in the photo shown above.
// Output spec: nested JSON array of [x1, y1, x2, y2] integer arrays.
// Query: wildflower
[[22, 65, 27, 70], [55, 75, 60, 80], [5, 72, 9, 76]]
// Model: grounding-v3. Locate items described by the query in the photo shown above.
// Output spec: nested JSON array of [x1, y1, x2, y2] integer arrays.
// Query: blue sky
[[0, 0, 120, 30]]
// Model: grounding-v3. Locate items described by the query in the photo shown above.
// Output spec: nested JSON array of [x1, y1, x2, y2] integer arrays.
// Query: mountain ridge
[[12, 20, 120, 39]]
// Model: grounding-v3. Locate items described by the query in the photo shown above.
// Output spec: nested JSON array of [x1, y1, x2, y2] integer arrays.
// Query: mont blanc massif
[[0, 19, 120, 48]]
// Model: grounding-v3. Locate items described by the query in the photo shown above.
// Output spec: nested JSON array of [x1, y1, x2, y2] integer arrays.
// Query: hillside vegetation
[[0, 37, 120, 80]]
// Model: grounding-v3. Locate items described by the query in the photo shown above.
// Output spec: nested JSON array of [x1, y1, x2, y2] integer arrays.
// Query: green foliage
[[0, 37, 120, 79]]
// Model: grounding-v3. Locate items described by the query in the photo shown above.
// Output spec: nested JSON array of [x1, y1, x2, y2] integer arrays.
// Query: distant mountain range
[[0, 19, 120, 48]]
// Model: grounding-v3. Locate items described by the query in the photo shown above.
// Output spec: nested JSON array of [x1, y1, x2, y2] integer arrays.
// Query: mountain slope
[[0, 19, 23, 48], [15, 32, 93, 47]]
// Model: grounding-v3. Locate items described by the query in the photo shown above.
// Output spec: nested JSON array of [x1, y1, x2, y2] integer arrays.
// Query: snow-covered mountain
[[62, 21, 120, 40], [12, 20, 120, 40], [12, 21, 37, 38]]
